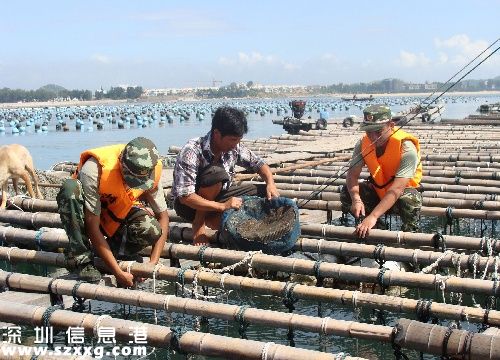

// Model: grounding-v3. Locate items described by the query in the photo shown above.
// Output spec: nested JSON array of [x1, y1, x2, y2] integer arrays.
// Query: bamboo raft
[[2, 119, 500, 359]]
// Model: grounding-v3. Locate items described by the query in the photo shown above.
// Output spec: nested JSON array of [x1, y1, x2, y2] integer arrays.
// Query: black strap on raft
[[415, 299, 433, 323], [373, 244, 386, 268], [473, 200, 485, 210], [41, 305, 63, 330], [197, 245, 209, 267], [441, 323, 457, 360], [480, 219, 488, 238], [282, 282, 299, 313], [234, 305, 250, 339], [47, 278, 64, 307], [376, 267, 388, 295], [168, 326, 187, 358], [444, 207, 454, 235], [3, 272, 13, 291], [432, 232, 446, 253], [313, 260, 324, 286], [460, 331, 474, 358], [71, 281, 86, 312], [391, 325, 409, 360], [176, 267, 189, 298]]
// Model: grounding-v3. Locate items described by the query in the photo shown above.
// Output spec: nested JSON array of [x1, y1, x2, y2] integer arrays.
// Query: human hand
[[116, 270, 135, 288], [355, 214, 378, 239], [350, 199, 365, 219], [266, 183, 280, 200], [223, 196, 242, 211]]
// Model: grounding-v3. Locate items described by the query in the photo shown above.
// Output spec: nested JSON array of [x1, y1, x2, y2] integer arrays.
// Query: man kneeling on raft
[[171, 106, 279, 245]]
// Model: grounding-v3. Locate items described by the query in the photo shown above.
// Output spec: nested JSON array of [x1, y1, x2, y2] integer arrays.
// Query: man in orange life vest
[[57, 137, 169, 287], [340, 105, 423, 238]]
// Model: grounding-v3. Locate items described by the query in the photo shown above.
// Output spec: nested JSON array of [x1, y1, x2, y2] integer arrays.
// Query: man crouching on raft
[[340, 104, 423, 238], [171, 106, 279, 245]]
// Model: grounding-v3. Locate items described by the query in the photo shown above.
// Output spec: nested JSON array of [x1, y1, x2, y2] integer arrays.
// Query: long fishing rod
[[298, 38, 500, 208]]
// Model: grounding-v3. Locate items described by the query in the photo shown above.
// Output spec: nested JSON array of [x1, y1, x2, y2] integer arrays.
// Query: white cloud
[[91, 54, 111, 64], [434, 34, 492, 65], [218, 51, 299, 71], [396, 50, 430, 67]]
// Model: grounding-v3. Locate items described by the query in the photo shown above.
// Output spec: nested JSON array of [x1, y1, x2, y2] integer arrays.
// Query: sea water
[[0, 94, 498, 170]]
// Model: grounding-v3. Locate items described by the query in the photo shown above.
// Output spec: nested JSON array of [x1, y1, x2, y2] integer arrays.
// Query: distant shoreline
[[1, 90, 499, 109]]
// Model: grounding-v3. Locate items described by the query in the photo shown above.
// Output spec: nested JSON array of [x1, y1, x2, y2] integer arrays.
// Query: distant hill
[[38, 84, 67, 95]]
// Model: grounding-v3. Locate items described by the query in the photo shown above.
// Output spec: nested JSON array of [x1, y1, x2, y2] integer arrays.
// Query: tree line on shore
[[1, 76, 499, 103], [0, 84, 143, 103]]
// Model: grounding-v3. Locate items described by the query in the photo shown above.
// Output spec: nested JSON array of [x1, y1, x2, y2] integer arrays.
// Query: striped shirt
[[171, 131, 265, 199]]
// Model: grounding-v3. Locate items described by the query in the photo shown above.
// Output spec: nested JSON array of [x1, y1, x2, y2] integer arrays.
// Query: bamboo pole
[[277, 189, 500, 210], [299, 223, 498, 252], [265, 175, 500, 195], [0, 342, 92, 359], [394, 318, 500, 359], [282, 168, 500, 187], [0, 300, 352, 360], [0, 271, 392, 343], [1, 224, 497, 274], [0, 209, 185, 229], [1, 248, 499, 327], [234, 157, 350, 181]]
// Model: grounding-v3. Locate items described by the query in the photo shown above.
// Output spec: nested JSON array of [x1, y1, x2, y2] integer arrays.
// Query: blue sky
[[1, 0, 499, 90]]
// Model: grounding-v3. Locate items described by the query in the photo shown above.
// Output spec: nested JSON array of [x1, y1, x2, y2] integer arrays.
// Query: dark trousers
[[339, 181, 422, 232]]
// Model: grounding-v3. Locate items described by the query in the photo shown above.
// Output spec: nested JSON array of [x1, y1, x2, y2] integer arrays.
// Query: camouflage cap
[[120, 137, 159, 190], [359, 104, 392, 131]]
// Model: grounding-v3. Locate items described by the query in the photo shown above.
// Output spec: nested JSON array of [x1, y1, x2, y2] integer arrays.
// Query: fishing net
[[220, 196, 300, 255]]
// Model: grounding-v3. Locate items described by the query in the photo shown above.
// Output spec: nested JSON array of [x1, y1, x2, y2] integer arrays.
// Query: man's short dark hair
[[211, 106, 248, 137]]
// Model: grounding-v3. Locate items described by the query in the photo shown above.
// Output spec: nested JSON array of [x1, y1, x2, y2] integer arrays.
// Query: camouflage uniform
[[57, 180, 162, 267], [340, 182, 422, 232], [341, 104, 423, 232], [56, 137, 163, 271]]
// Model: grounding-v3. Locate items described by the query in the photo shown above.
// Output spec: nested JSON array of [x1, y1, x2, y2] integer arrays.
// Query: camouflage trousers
[[340, 181, 422, 232], [56, 179, 162, 267]]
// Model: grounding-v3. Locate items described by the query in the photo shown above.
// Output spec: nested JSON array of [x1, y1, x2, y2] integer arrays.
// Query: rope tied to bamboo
[[197, 245, 209, 267], [473, 200, 485, 210], [34, 229, 46, 250], [460, 331, 474, 358], [444, 207, 454, 234], [282, 282, 299, 313], [176, 267, 190, 297], [41, 305, 62, 329], [441, 322, 457, 360], [435, 274, 448, 304], [235, 305, 250, 339], [373, 244, 386, 268], [71, 281, 86, 312], [3, 271, 13, 291], [168, 326, 187, 356], [421, 250, 455, 274], [376, 267, 388, 294], [432, 232, 447, 252], [47, 278, 63, 307], [260, 342, 275, 360], [391, 325, 409, 360], [415, 299, 433, 323], [0, 226, 9, 246], [93, 315, 111, 336]]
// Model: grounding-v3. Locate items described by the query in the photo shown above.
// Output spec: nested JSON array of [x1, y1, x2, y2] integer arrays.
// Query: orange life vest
[[361, 129, 422, 199], [75, 144, 162, 237]]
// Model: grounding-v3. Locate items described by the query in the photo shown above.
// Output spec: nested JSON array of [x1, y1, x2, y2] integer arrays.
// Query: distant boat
[[341, 94, 375, 101]]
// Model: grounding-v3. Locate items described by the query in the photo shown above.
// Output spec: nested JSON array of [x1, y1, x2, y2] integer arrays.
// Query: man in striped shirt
[[172, 106, 279, 245]]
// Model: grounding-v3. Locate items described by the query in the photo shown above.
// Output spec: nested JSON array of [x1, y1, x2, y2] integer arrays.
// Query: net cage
[[220, 196, 300, 255]]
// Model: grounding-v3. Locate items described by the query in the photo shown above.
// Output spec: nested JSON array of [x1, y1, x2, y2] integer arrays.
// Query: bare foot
[[193, 233, 211, 246]]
